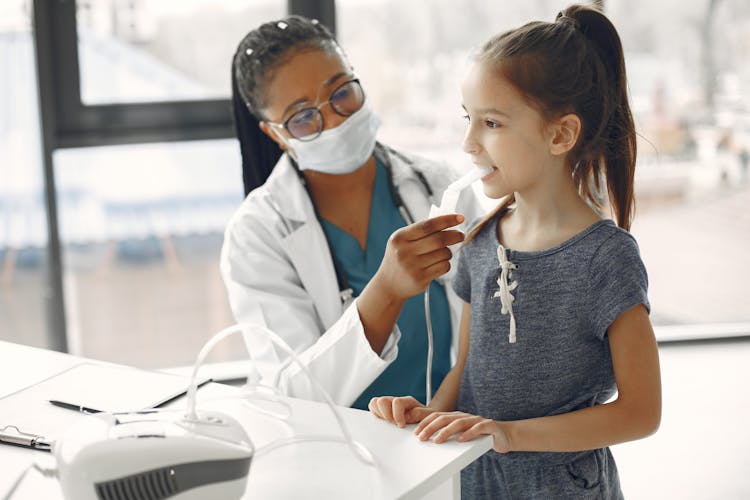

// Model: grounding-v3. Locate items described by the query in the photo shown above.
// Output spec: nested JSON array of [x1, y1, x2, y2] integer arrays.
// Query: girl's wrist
[[496, 420, 515, 453]]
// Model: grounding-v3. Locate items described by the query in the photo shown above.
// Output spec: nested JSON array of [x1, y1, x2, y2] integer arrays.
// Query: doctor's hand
[[368, 396, 435, 428], [372, 213, 465, 300], [357, 213, 464, 354]]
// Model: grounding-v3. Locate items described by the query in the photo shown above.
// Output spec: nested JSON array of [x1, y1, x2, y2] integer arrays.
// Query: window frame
[[27, 0, 748, 353], [31, 0, 335, 351]]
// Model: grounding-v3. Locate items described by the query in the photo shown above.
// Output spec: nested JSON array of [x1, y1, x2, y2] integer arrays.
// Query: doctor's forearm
[[357, 278, 406, 354]]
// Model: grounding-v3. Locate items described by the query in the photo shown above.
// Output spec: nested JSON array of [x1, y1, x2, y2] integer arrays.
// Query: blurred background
[[1, 1, 749, 497]]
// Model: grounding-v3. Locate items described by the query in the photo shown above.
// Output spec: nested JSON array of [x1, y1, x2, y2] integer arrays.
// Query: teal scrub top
[[320, 159, 452, 410]]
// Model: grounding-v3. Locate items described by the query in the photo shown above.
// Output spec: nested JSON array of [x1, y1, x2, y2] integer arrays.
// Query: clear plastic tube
[[185, 323, 375, 466], [2, 462, 57, 500], [424, 288, 433, 406]]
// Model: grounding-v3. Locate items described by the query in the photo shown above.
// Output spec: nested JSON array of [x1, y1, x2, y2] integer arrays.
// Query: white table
[[0, 341, 491, 499]]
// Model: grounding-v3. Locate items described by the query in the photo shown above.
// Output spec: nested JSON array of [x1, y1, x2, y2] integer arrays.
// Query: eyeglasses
[[270, 79, 365, 141]]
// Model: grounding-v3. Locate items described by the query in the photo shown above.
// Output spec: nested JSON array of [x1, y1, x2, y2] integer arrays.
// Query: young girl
[[369, 4, 661, 499]]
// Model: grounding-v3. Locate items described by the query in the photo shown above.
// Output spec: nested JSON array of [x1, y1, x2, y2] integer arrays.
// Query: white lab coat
[[220, 143, 484, 406]]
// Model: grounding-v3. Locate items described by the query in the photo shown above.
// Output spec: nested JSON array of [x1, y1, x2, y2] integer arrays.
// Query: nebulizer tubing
[[424, 289, 434, 405], [423, 165, 492, 406], [185, 323, 375, 466], [1, 459, 57, 500]]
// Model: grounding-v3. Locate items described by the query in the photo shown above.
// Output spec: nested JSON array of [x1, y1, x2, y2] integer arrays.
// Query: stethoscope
[[292, 143, 438, 405], [292, 143, 433, 306]]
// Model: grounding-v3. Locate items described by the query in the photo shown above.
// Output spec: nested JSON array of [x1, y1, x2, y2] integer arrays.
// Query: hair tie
[[556, 11, 579, 29]]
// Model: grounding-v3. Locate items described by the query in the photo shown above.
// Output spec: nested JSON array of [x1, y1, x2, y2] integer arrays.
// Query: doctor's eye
[[290, 109, 317, 125]]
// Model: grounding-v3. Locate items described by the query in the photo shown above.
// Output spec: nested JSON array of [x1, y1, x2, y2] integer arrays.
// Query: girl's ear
[[259, 121, 288, 151], [549, 113, 581, 156]]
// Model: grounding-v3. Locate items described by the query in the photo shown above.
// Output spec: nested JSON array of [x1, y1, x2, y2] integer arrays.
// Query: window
[[54, 141, 244, 367], [76, 0, 285, 104], [340, 0, 750, 337], [339, 0, 574, 163], [608, 0, 750, 334], [2, 0, 310, 367], [0, 0, 49, 348]]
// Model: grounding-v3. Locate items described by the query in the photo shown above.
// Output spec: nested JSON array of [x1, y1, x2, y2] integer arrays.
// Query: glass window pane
[[608, 0, 750, 330], [341, 0, 750, 334], [338, 0, 573, 167], [54, 140, 245, 368], [76, 0, 285, 104], [0, 0, 49, 349]]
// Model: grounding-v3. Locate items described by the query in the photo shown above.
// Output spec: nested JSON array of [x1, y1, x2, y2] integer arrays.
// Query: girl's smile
[[480, 166, 499, 182]]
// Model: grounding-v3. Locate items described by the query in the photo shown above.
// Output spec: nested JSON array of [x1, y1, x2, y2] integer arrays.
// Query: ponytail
[[567, 5, 637, 230], [231, 62, 282, 196]]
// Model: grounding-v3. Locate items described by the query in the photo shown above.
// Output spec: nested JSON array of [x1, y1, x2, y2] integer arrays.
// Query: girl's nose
[[462, 129, 481, 155]]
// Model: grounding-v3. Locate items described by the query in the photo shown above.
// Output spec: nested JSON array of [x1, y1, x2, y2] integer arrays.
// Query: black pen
[[48, 399, 102, 414]]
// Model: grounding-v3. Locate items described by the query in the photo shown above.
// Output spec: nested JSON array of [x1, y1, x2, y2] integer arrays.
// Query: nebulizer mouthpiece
[[428, 165, 492, 219]]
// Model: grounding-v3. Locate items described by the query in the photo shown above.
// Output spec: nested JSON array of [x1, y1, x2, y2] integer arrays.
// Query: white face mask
[[285, 104, 381, 174]]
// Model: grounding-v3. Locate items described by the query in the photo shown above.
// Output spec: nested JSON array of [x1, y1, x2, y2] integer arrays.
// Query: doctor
[[222, 15, 482, 409]]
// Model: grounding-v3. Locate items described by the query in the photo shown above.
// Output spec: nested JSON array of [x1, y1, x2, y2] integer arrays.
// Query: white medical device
[[21, 322, 371, 500], [54, 409, 253, 500], [429, 165, 492, 219]]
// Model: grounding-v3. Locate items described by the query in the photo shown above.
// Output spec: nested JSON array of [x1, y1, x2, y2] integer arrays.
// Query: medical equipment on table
[[55, 410, 253, 500], [4, 163, 487, 500], [3, 323, 374, 500]]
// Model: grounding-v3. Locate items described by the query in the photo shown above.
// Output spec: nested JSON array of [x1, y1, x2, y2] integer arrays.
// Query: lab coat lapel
[[381, 145, 434, 224], [264, 156, 342, 330]]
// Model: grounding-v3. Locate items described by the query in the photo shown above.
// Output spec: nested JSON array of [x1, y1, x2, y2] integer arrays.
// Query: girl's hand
[[368, 396, 435, 428], [414, 411, 511, 453]]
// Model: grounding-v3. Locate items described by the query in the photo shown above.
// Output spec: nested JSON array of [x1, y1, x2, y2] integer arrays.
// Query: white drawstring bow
[[493, 244, 518, 343]]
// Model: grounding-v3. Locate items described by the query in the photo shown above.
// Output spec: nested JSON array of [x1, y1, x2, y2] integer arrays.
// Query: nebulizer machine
[[2, 165, 488, 500]]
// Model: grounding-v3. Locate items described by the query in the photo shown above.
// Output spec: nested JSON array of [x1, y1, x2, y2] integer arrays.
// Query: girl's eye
[[485, 120, 500, 128], [462, 114, 470, 122]]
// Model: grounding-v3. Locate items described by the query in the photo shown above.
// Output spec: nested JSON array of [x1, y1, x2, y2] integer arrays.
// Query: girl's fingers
[[377, 397, 396, 423], [369, 397, 395, 422], [406, 406, 434, 424], [392, 396, 424, 428], [368, 397, 384, 419], [370, 396, 432, 427], [457, 419, 494, 443], [414, 411, 441, 435], [433, 416, 483, 443], [415, 413, 463, 441]]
